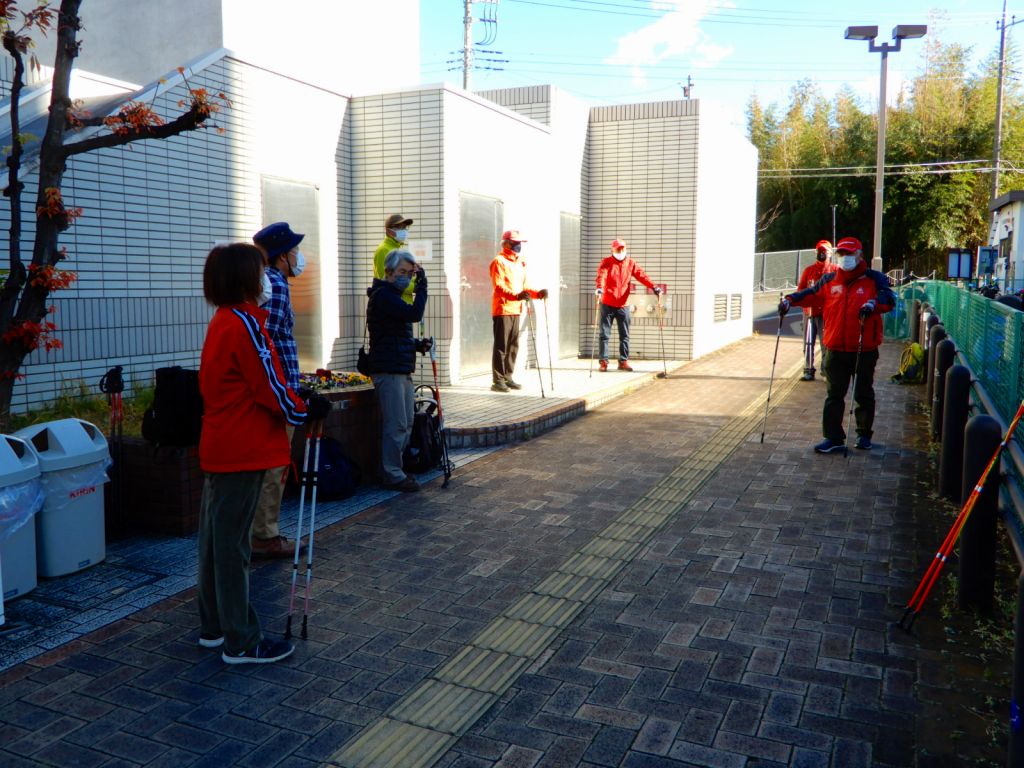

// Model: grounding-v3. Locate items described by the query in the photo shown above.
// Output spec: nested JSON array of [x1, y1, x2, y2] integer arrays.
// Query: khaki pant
[[373, 373, 414, 483], [252, 424, 295, 540]]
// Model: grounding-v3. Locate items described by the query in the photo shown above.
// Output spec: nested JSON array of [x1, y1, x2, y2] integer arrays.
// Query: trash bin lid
[[0, 434, 40, 485], [15, 418, 109, 472]]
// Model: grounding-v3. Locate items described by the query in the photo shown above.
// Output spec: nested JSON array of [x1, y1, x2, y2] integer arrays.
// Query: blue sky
[[420, 1, 1010, 129]]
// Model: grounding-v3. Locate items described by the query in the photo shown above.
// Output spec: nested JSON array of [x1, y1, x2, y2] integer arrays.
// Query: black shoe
[[491, 381, 510, 392], [855, 436, 872, 450], [800, 371, 815, 381], [814, 439, 847, 455], [198, 633, 224, 649], [385, 476, 420, 493], [505, 380, 523, 390], [222, 638, 294, 665]]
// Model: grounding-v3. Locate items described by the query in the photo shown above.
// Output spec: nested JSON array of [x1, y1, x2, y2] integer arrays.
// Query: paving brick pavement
[[0, 333, 953, 767]]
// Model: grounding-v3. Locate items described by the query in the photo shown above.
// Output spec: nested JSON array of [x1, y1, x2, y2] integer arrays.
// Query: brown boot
[[251, 535, 302, 560]]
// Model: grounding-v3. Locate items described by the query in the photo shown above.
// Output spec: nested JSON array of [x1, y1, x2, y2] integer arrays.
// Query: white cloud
[[603, 0, 736, 88]]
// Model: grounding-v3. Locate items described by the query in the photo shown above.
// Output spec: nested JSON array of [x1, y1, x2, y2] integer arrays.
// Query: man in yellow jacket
[[490, 230, 548, 392], [374, 213, 416, 304]]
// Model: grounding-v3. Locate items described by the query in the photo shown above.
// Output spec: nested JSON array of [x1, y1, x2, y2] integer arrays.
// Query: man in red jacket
[[781, 236, 896, 454], [490, 230, 548, 392], [796, 239, 832, 381], [595, 238, 662, 371]]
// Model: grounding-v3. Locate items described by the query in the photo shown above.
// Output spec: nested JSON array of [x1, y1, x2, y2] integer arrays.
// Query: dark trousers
[[822, 347, 879, 441], [198, 470, 265, 655], [599, 304, 631, 362], [492, 314, 520, 384], [804, 315, 824, 373]]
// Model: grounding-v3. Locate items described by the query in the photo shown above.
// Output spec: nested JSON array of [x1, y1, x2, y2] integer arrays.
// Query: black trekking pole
[[589, 296, 601, 378], [99, 366, 125, 531], [760, 300, 785, 444], [428, 337, 454, 488], [525, 298, 545, 398], [844, 321, 865, 457], [542, 297, 555, 392], [299, 419, 324, 640], [656, 292, 668, 379], [285, 423, 315, 640]]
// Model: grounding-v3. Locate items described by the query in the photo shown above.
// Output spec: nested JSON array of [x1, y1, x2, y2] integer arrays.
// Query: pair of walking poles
[[525, 297, 555, 398], [285, 416, 325, 641], [587, 293, 670, 379]]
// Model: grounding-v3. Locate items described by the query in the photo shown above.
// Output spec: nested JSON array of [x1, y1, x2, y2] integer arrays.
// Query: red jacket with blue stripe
[[787, 262, 895, 353], [199, 303, 307, 473]]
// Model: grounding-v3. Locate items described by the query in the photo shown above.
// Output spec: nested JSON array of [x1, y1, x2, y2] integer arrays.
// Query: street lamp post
[[845, 24, 927, 272]]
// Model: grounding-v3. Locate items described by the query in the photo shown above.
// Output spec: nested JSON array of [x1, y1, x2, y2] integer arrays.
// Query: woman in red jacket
[[197, 243, 328, 664]]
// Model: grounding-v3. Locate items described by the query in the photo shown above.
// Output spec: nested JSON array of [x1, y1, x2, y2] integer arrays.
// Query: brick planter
[[113, 437, 203, 537], [290, 385, 381, 484]]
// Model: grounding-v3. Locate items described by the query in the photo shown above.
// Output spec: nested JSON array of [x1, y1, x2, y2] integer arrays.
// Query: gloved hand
[[414, 267, 427, 291], [516, 290, 531, 300], [858, 300, 875, 321], [415, 337, 433, 354], [653, 286, 663, 296], [778, 298, 791, 316], [305, 393, 332, 421], [537, 288, 549, 299], [296, 386, 314, 401], [595, 288, 603, 296]]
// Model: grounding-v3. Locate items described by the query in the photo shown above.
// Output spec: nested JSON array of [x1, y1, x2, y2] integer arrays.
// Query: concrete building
[[0, 0, 757, 411], [989, 191, 1023, 290]]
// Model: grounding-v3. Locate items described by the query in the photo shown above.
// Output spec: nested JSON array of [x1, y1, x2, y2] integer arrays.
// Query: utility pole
[[992, 3, 1023, 202], [681, 75, 694, 99], [831, 204, 837, 252], [463, 0, 473, 90]]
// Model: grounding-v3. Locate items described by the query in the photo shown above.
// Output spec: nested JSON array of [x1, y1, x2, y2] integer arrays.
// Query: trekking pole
[[98, 366, 125, 530], [285, 423, 315, 640], [300, 419, 324, 640], [759, 299, 785, 444], [588, 296, 601, 378], [526, 298, 545, 398], [899, 398, 1024, 631], [656, 292, 668, 379], [428, 337, 453, 488], [844, 321, 865, 457], [542, 297, 555, 392]]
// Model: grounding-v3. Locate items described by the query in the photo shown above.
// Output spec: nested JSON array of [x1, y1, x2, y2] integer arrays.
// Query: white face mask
[[291, 250, 306, 278], [258, 271, 273, 305], [393, 229, 408, 243], [613, 251, 627, 262], [839, 255, 859, 271]]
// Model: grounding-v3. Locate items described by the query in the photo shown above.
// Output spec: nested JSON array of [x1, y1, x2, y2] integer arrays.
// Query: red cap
[[502, 230, 527, 243], [835, 237, 862, 254], [815, 239, 832, 253], [611, 238, 627, 251]]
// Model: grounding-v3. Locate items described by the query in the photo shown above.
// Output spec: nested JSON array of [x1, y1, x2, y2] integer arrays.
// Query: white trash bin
[[0, 434, 44, 602], [16, 419, 110, 578]]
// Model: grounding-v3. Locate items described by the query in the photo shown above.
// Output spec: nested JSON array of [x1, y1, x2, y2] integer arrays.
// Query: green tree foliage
[[750, 36, 1018, 276]]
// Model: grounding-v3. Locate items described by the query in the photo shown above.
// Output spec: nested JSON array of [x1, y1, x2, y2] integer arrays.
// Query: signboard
[[977, 246, 999, 276], [947, 249, 973, 279], [407, 239, 432, 262]]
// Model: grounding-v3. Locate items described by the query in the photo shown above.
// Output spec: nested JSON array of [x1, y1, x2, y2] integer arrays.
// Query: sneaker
[[251, 535, 301, 560], [385, 476, 420, 493], [855, 436, 873, 450], [800, 371, 815, 381], [814, 439, 847, 455], [198, 633, 224, 649], [222, 638, 294, 665], [491, 381, 510, 393], [599, 359, 609, 372], [505, 379, 523, 390], [618, 361, 634, 372]]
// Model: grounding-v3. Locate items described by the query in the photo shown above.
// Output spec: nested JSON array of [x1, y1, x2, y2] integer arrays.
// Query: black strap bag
[[142, 366, 204, 447]]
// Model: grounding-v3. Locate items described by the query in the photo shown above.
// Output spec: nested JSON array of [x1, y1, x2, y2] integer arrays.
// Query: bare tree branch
[[62, 104, 210, 158]]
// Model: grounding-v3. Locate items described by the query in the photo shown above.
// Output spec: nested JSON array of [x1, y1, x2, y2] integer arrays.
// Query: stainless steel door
[[459, 193, 503, 377]]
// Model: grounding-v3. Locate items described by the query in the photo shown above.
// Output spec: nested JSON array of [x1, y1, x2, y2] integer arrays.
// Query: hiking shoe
[[599, 359, 609, 372], [491, 381, 510, 393], [618, 361, 634, 372], [814, 439, 847, 455], [198, 633, 224, 649], [505, 379, 523, 390], [855, 436, 873, 450], [251, 535, 301, 560], [222, 638, 294, 665], [385, 476, 420, 493], [800, 371, 815, 381]]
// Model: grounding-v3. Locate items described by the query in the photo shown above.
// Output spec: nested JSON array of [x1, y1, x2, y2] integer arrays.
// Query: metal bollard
[[910, 299, 921, 343], [1010, 570, 1024, 767], [937, 365, 971, 500], [923, 309, 938, 348], [931, 339, 956, 440], [958, 414, 1002, 614], [925, 323, 947, 407]]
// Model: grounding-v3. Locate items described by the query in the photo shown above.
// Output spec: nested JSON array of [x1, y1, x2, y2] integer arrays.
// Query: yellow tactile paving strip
[[329, 361, 803, 768]]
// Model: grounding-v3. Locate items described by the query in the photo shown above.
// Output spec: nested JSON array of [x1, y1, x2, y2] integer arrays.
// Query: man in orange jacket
[[595, 238, 661, 371], [490, 230, 548, 392], [796, 239, 832, 381]]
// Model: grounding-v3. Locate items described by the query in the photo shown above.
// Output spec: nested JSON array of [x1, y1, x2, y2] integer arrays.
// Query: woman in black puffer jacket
[[366, 249, 428, 491]]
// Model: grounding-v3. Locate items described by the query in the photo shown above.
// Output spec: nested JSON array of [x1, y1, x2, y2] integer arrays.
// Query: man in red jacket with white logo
[[595, 238, 662, 372], [781, 236, 895, 454], [796, 239, 832, 381]]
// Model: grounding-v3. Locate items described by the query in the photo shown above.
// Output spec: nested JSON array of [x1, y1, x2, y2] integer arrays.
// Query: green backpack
[[891, 342, 925, 384]]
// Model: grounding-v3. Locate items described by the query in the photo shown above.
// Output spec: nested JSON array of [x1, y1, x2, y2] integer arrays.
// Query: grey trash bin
[[0, 434, 44, 607], [16, 419, 110, 577]]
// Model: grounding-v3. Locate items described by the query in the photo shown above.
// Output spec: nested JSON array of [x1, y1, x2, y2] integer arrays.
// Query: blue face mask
[[393, 229, 408, 242], [393, 275, 412, 291], [510, 242, 522, 253]]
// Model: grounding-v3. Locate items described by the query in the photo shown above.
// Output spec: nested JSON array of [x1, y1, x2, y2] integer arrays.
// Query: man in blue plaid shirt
[[252, 222, 306, 559]]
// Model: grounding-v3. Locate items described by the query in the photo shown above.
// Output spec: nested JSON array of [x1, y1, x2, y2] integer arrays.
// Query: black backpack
[[403, 386, 445, 475], [142, 366, 204, 447], [292, 436, 361, 500]]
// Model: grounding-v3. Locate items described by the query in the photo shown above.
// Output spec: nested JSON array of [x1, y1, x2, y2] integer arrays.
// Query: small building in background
[[989, 191, 1023, 291]]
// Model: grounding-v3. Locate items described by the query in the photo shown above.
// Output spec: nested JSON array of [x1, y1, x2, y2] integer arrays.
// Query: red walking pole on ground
[[898, 399, 1024, 631]]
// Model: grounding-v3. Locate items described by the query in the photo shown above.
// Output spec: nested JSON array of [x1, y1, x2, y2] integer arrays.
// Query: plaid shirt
[[261, 266, 299, 390]]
